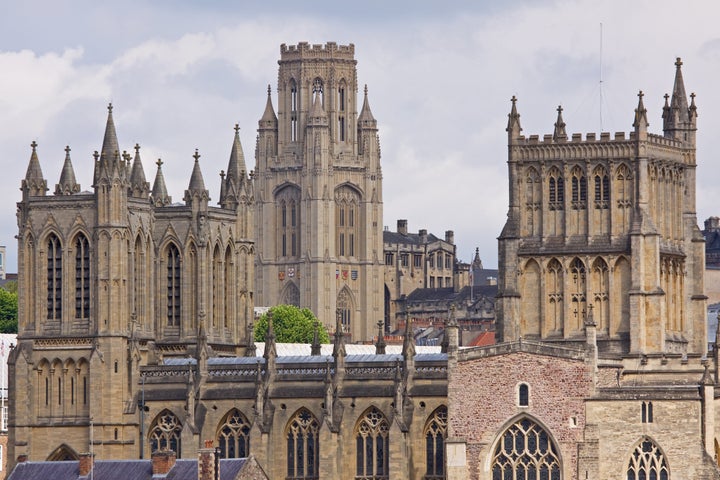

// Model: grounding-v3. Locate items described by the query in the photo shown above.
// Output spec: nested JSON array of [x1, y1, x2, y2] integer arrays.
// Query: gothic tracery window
[[338, 81, 347, 142], [276, 187, 301, 258], [570, 258, 587, 331], [286, 408, 319, 479], [290, 79, 298, 142], [548, 168, 564, 210], [47, 233, 62, 320], [74, 234, 90, 320], [337, 287, 352, 333], [218, 409, 251, 459], [491, 417, 561, 480], [149, 410, 182, 456], [593, 166, 610, 209], [424, 406, 447, 479], [627, 437, 668, 480], [356, 407, 389, 479], [546, 259, 564, 333], [571, 166, 587, 209]]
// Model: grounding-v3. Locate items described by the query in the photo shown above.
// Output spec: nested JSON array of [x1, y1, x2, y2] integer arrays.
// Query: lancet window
[[548, 168, 564, 210], [74, 234, 90, 320], [47, 234, 62, 320], [571, 166, 587, 209], [424, 406, 448, 479], [286, 408, 319, 479], [356, 407, 389, 479], [335, 186, 360, 258], [166, 244, 181, 327]]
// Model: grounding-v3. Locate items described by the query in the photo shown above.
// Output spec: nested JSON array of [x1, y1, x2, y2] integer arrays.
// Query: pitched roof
[[383, 230, 442, 246], [8, 461, 78, 480]]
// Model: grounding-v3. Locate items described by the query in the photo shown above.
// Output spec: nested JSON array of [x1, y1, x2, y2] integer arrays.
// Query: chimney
[[151, 450, 177, 475], [445, 230, 454, 244], [397, 219, 408, 235], [198, 440, 218, 480], [79, 452, 95, 476], [419, 229, 428, 243]]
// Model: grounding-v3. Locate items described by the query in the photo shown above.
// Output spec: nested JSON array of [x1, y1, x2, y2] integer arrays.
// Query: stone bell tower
[[254, 42, 384, 340]]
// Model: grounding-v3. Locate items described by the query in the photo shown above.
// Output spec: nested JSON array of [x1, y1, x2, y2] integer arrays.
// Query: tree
[[0, 283, 18, 333], [254, 305, 330, 344]]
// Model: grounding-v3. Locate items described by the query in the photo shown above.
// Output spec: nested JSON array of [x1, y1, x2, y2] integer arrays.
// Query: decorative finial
[[31, 140, 37, 151], [156, 158, 163, 168], [64, 145, 71, 155], [511, 95, 517, 105], [234, 123, 240, 134], [364, 84, 368, 96], [193, 149, 200, 161], [690, 92, 697, 106], [638, 90, 644, 99], [134, 143, 140, 153], [220, 170, 225, 180], [675, 57, 682, 68], [93, 150, 99, 161], [108, 103, 113, 113], [267, 84, 271, 96], [557, 105, 563, 114]]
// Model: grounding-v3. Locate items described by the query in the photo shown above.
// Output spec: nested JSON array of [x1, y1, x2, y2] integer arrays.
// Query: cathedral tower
[[497, 58, 705, 355], [254, 42, 383, 340]]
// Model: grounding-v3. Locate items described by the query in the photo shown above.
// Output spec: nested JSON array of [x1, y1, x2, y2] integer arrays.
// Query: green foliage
[[0, 284, 18, 333], [254, 304, 330, 344]]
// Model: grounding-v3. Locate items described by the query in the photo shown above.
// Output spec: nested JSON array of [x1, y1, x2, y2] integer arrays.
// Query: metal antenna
[[599, 22, 604, 131]]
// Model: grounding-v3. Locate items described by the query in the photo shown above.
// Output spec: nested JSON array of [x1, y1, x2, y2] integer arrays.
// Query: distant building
[[383, 219, 459, 330]]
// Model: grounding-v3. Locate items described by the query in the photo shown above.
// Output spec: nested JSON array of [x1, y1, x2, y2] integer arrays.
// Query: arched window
[[338, 81, 347, 142], [491, 417, 560, 480], [217, 409, 251, 459], [627, 437, 668, 480], [641, 402, 654, 423], [356, 407, 389, 479], [212, 245, 222, 329], [74, 234, 90, 320], [224, 246, 233, 328], [571, 166, 587, 209], [149, 410, 182, 456], [518, 383, 529, 407], [525, 167, 541, 236], [593, 166, 610, 209], [570, 258, 587, 331], [47, 233, 62, 320], [47, 444, 79, 461], [337, 288, 352, 333], [546, 259, 564, 333], [592, 258, 610, 334], [276, 186, 301, 259], [335, 186, 360, 258], [166, 244, 181, 327], [282, 282, 301, 307], [290, 79, 298, 142], [286, 408, 319, 479], [424, 406, 447, 479], [132, 235, 144, 327], [548, 168, 564, 209]]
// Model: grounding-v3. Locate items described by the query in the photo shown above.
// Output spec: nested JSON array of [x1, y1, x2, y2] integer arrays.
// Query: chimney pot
[[151, 450, 177, 475]]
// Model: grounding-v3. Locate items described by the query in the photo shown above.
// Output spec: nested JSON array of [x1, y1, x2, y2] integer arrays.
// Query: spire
[[150, 159, 171, 207], [401, 318, 415, 360], [332, 312, 346, 359], [263, 311, 277, 364], [633, 90, 648, 134], [220, 125, 248, 209], [311, 321, 322, 356], [129, 143, 150, 199], [552, 105, 567, 141], [506, 95, 522, 139], [690, 92, 698, 122], [670, 57, 689, 123], [100, 103, 120, 162], [184, 149, 210, 206], [375, 320, 386, 355], [309, 89, 327, 120], [358, 85, 377, 129], [22, 140, 47, 197], [258, 85, 278, 130], [55, 146, 80, 195]]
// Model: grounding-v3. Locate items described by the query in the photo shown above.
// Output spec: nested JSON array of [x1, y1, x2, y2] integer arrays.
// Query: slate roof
[[383, 230, 443, 246], [405, 285, 497, 304], [8, 461, 78, 480]]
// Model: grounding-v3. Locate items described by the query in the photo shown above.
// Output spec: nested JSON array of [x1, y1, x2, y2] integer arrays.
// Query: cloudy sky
[[2, 0, 720, 272]]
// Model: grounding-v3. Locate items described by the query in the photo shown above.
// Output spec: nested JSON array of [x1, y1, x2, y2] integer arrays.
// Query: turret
[[55, 146, 80, 195], [662, 57, 696, 146], [150, 159, 171, 207], [358, 85, 379, 159], [506, 95, 522, 144], [129, 144, 150, 199], [184, 149, 210, 209], [633, 90, 649, 141], [94, 104, 129, 226], [552, 105, 567, 141], [21, 141, 47, 198], [219, 125, 248, 210]]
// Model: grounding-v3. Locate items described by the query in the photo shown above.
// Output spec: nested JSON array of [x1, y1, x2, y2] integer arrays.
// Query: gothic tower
[[10, 105, 255, 465], [254, 42, 383, 340], [497, 58, 705, 355]]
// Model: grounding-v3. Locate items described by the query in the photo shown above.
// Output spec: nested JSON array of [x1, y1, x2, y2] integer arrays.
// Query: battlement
[[517, 130, 685, 148], [280, 41, 355, 61]]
